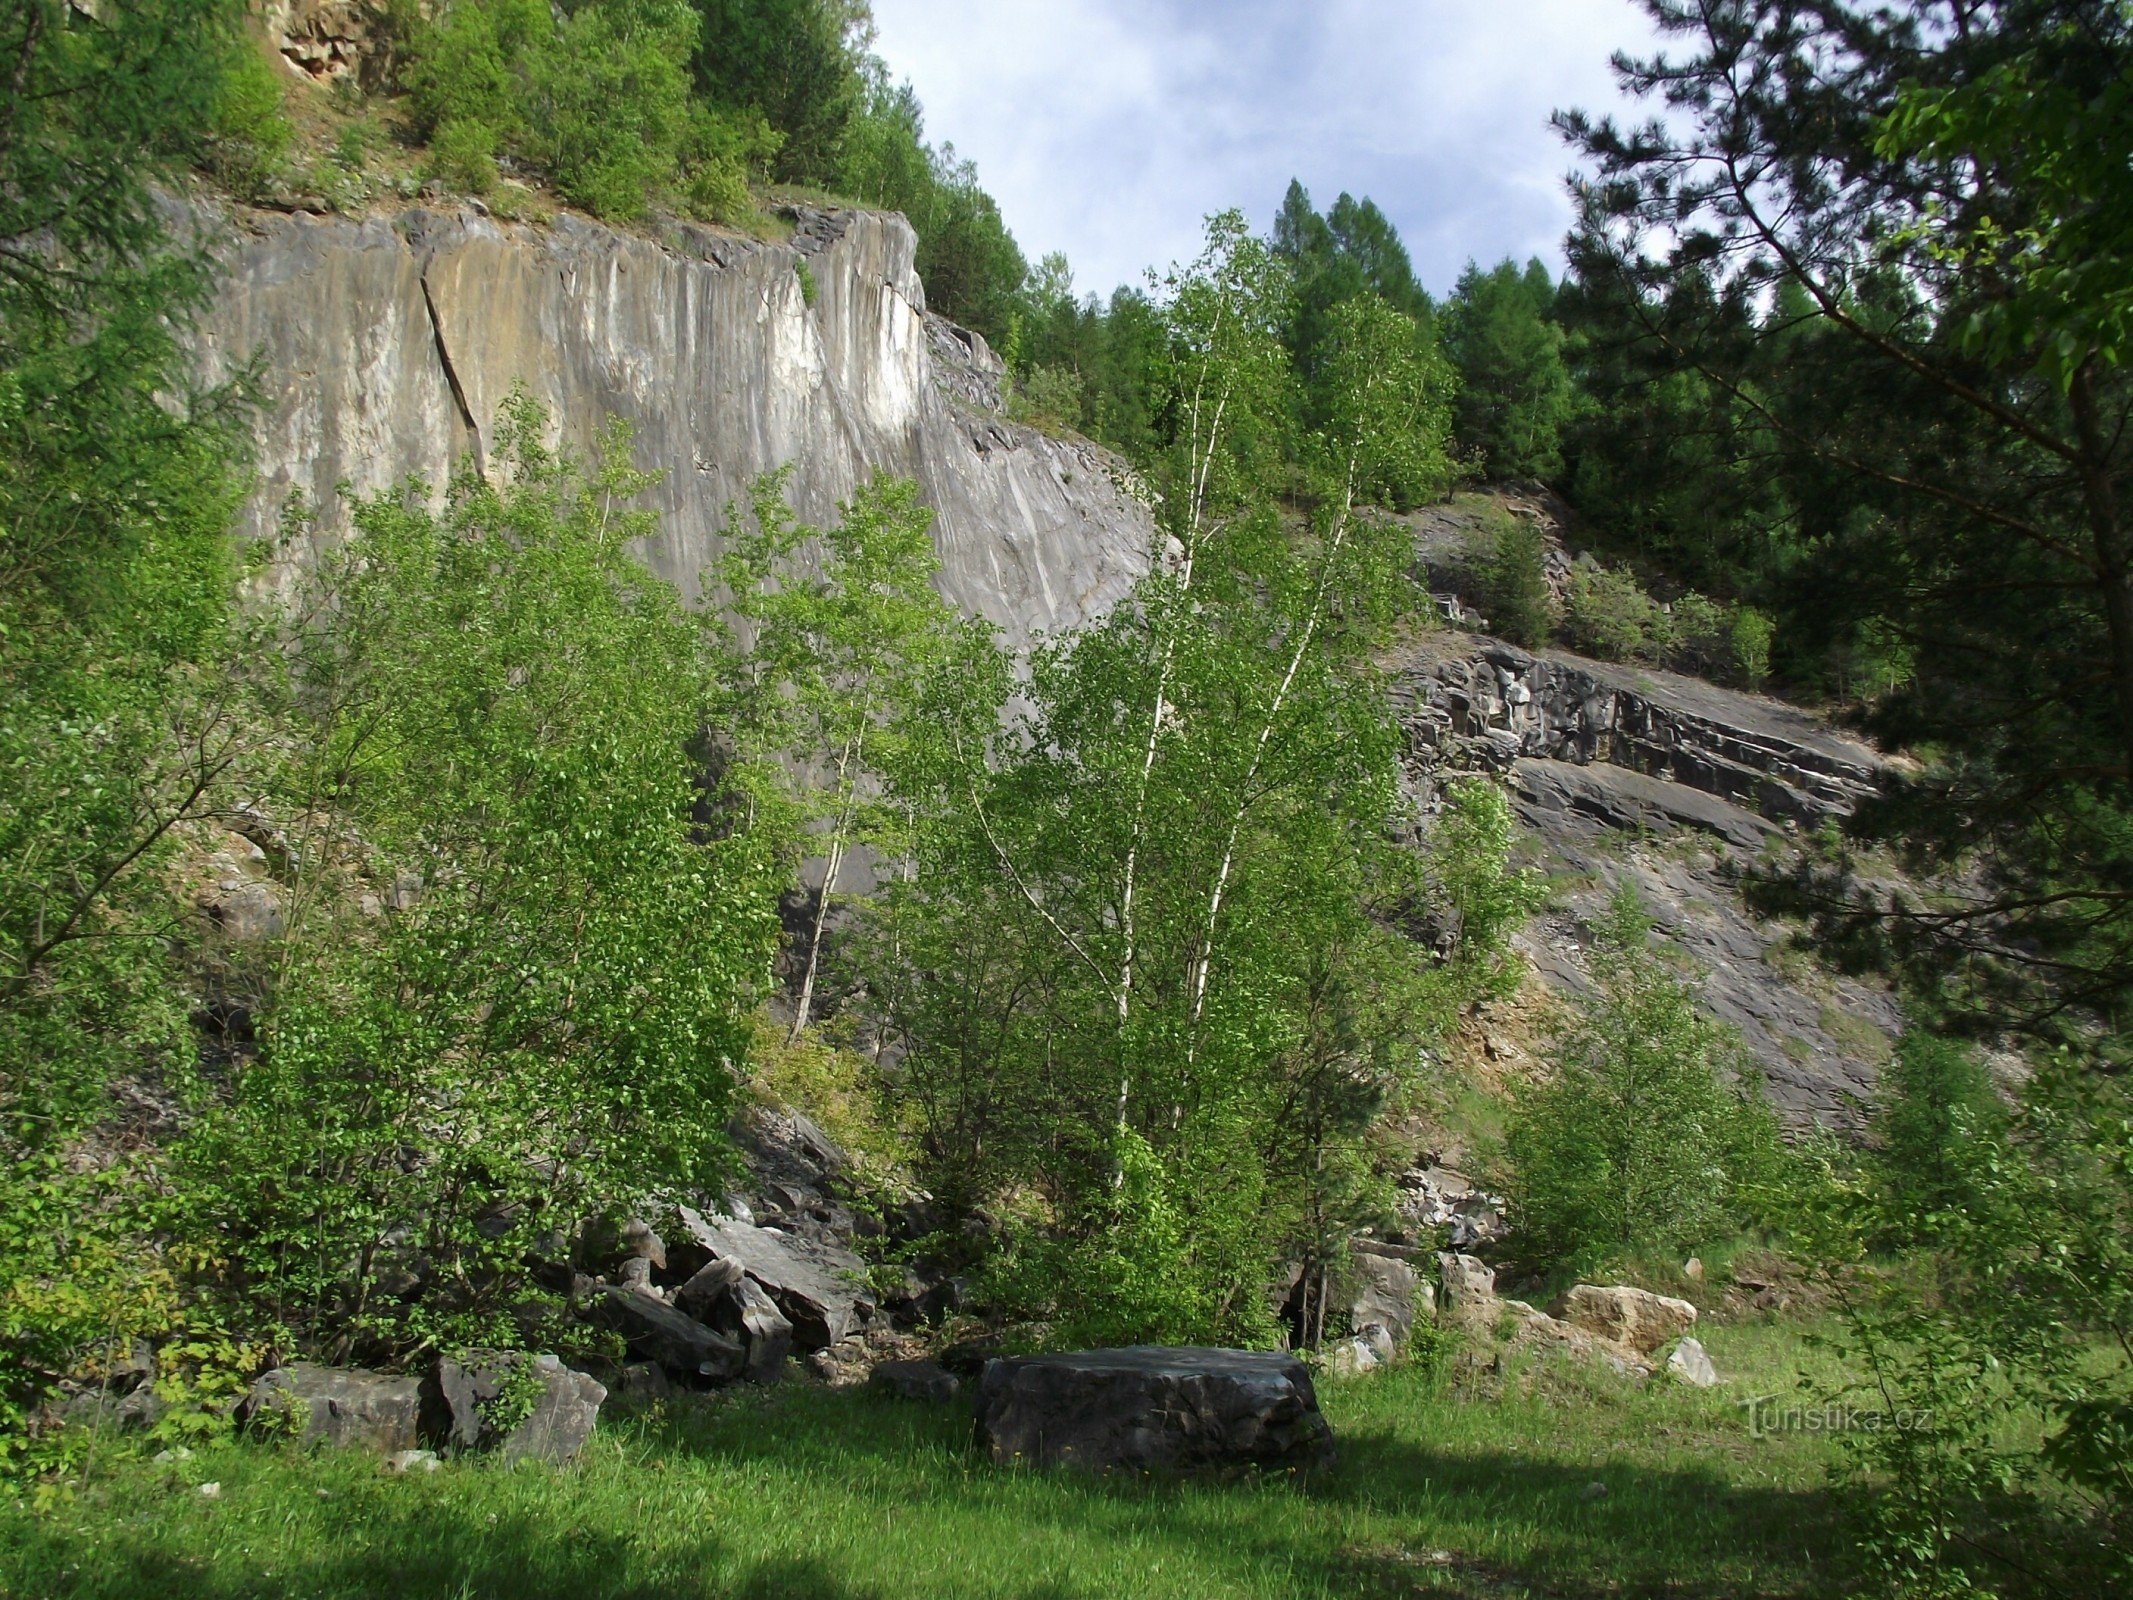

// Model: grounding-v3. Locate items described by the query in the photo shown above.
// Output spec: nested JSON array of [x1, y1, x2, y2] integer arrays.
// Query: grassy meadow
[[1, 1319, 1855, 1600]]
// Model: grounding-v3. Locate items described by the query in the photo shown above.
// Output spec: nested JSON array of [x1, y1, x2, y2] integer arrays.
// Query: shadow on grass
[[6, 1385, 1846, 1600]]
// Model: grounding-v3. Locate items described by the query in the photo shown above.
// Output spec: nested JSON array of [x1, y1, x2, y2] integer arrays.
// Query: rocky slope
[[190, 199, 1151, 647], [1395, 629, 1901, 1127]]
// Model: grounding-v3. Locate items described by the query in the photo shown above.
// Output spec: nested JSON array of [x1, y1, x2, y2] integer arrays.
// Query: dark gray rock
[[242, 1364, 422, 1452], [975, 1347, 1333, 1473], [589, 1286, 745, 1382], [421, 1352, 607, 1462], [868, 1359, 959, 1402]]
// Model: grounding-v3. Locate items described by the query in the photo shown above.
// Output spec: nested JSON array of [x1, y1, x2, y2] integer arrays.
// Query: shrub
[[1730, 606, 1774, 688], [1457, 506, 1552, 648], [203, 42, 292, 200], [427, 117, 499, 195], [1563, 561, 1661, 662], [1008, 363, 1086, 433], [174, 399, 782, 1360], [1504, 886, 1784, 1272]]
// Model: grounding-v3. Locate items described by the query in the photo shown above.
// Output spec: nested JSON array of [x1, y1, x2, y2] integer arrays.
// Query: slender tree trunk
[[789, 731, 863, 1044], [1184, 475, 1357, 1062]]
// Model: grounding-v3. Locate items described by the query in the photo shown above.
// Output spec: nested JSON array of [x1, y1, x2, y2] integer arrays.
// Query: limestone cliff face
[[193, 200, 1151, 646]]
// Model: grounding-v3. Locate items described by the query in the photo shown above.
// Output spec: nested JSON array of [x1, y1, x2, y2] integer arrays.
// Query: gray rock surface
[[976, 1347, 1333, 1473], [1345, 1243, 1420, 1350], [421, 1351, 607, 1462], [589, 1285, 746, 1381], [1667, 1336, 1720, 1388], [192, 201, 1150, 660], [242, 1364, 422, 1452], [674, 1204, 866, 1351], [1394, 632, 1904, 1124]]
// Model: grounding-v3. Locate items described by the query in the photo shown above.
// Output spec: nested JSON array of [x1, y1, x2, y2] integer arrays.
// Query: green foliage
[[1444, 258, 1572, 481], [202, 40, 293, 200], [1456, 506, 1553, 649], [688, 0, 867, 185], [1425, 779, 1545, 1004], [860, 217, 1492, 1346], [1729, 606, 1773, 689], [1505, 887, 1784, 1273], [1, 0, 258, 1469], [712, 469, 966, 1041], [427, 117, 499, 194], [402, 0, 774, 222], [1562, 560, 1660, 662], [174, 399, 780, 1361], [834, 62, 1027, 340], [1785, 1047, 2133, 1595]]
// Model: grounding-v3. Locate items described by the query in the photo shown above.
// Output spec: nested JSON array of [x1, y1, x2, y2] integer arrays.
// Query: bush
[[173, 399, 783, 1360], [1008, 364, 1086, 433], [203, 42, 292, 199], [1457, 506, 1552, 648], [1730, 607, 1774, 687], [1563, 560, 1661, 662], [427, 117, 499, 194], [1504, 886, 1784, 1272]]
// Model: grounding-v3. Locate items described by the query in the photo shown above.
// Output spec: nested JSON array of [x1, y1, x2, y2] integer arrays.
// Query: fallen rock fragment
[[1666, 1336, 1720, 1388], [867, 1359, 959, 1402]]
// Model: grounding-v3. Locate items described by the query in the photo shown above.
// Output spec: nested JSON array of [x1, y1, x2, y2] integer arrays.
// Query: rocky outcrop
[[193, 201, 1151, 654], [1394, 631, 1904, 1125], [421, 1352, 607, 1463], [976, 1348, 1334, 1473]]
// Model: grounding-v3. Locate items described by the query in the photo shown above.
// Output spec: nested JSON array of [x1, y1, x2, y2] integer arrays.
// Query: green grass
[[3, 1321, 1853, 1600]]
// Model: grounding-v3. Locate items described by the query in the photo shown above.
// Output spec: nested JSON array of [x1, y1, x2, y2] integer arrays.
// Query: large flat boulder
[[589, 1285, 746, 1381], [976, 1347, 1333, 1473], [421, 1352, 607, 1462], [1547, 1285, 1698, 1355], [241, 1364, 421, 1452]]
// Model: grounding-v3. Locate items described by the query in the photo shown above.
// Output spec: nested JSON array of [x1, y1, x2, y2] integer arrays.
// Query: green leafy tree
[[1505, 887, 1782, 1272], [1444, 257, 1573, 481], [861, 218, 1483, 1346], [712, 470, 966, 1043], [1, 0, 258, 1469], [178, 400, 781, 1361], [689, 0, 869, 184], [1561, 0, 2133, 1043]]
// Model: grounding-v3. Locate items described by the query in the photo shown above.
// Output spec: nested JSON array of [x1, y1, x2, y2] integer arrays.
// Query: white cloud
[[868, 0, 1666, 299]]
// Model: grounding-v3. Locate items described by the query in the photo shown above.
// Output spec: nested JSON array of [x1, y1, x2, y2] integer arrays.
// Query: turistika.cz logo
[[1739, 1396, 1934, 1438]]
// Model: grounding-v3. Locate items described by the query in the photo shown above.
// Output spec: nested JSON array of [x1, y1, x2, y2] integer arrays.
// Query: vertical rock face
[[192, 201, 1152, 649]]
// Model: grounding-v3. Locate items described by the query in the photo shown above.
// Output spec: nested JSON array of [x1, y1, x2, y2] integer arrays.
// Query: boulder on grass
[[976, 1347, 1333, 1473], [1666, 1336, 1720, 1388], [421, 1352, 607, 1462], [1346, 1244, 1420, 1349], [1436, 1252, 1502, 1332], [242, 1364, 421, 1452], [1547, 1285, 1698, 1356]]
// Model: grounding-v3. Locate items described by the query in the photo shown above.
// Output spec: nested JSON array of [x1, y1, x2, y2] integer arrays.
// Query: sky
[[867, 0, 1668, 302]]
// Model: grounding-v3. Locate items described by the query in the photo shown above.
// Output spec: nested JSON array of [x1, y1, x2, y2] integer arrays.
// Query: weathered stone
[[192, 203, 1151, 658], [1547, 1285, 1698, 1356], [421, 1352, 606, 1462], [1346, 1244, 1419, 1349], [975, 1347, 1333, 1473], [242, 1364, 422, 1452], [1506, 1305, 1653, 1380], [1667, 1336, 1720, 1388], [589, 1286, 745, 1382], [701, 1275, 794, 1382], [867, 1359, 959, 1403], [1436, 1253, 1501, 1332], [674, 1205, 864, 1352]]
